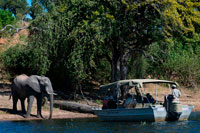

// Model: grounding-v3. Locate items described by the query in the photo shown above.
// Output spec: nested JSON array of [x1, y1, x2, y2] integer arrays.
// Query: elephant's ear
[[38, 76, 46, 86], [27, 75, 43, 93], [38, 76, 52, 94]]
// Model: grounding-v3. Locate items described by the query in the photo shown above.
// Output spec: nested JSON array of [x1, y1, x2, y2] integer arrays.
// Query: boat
[[92, 79, 194, 122]]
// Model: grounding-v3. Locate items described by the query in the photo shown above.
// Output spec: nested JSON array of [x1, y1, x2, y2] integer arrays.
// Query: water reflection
[[189, 111, 200, 120], [0, 112, 200, 132]]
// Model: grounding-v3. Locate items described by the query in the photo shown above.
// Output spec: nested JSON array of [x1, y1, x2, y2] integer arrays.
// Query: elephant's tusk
[[53, 93, 57, 95], [47, 92, 57, 95]]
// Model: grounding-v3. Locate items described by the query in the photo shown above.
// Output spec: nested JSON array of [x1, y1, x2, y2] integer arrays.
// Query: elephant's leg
[[20, 98, 26, 114], [25, 96, 34, 118], [36, 96, 43, 118], [12, 95, 18, 112]]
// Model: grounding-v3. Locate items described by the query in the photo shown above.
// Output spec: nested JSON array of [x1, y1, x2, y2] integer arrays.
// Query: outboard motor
[[164, 95, 182, 121]]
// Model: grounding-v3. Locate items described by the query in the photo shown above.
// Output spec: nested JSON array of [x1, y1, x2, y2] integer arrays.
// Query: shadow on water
[[189, 111, 200, 121]]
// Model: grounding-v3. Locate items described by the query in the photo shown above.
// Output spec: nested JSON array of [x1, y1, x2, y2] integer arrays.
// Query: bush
[[1, 45, 29, 74], [147, 38, 200, 90], [0, 10, 15, 28], [0, 10, 15, 37]]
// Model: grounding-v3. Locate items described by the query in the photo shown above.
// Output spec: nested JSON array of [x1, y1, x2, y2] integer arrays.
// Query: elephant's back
[[16, 74, 29, 81], [14, 74, 28, 83], [13, 74, 29, 92]]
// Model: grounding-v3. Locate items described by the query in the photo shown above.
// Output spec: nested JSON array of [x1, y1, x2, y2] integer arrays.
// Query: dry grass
[[0, 22, 29, 53], [142, 84, 200, 111]]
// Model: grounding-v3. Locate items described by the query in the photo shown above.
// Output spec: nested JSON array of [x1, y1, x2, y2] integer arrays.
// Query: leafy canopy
[[0, 0, 29, 20], [0, 9, 15, 29], [1, 0, 200, 90]]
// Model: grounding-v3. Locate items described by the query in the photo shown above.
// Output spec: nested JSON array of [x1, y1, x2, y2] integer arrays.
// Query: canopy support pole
[[155, 83, 157, 101]]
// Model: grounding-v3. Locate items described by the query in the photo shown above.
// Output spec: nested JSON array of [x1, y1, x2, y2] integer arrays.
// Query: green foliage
[[147, 36, 200, 89], [128, 54, 148, 79], [158, 0, 200, 36], [1, 0, 200, 92], [0, 10, 15, 28], [30, 0, 44, 19], [25, 0, 106, 90], [0, 0, 29, 20], [1, 44, 30, 74], [0, 9, 15, 37]]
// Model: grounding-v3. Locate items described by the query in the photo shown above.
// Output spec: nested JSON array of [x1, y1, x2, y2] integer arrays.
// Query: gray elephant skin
[[11, 74, 54, 119]]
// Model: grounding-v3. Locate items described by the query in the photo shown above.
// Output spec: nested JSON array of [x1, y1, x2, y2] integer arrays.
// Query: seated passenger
[[107, 100, 117, 109], [135, 86, 143, 103], [102, 96, 117, 109], [143, 93, 156, 104], [102, 98, 109, 109], [123, 93, 137, 109]]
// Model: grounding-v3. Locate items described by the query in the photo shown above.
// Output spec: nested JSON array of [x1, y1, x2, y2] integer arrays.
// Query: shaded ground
[[0, 86, 96, 121]]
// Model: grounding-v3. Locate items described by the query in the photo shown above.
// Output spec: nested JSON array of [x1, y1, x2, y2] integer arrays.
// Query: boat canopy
[[99, 79, 178, 98]]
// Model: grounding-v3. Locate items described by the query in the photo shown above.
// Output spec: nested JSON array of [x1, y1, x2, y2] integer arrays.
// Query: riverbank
[[0, 85, 97, 121], [0, 94, 97, 121], [0, 84, 200, 121]]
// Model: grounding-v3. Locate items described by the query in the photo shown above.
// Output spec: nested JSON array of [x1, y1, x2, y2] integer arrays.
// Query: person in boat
[[166, 84, 181, 103], [135, 86, 143, 103], [102, 96, 117, 109], [123, 93, 137, 109], [143, 93, 156, 104], [171, 84, 181, 103], [135, 86, 156, 104]]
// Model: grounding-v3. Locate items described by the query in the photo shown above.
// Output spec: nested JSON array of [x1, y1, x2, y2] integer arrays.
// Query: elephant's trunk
[[48, 94, 54, 119]]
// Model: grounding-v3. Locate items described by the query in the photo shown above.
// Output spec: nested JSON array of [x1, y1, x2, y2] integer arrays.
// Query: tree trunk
[[111, 49, 121, 82], [110, 47, 130, 97], [135, 54, 146, 79], [111, 49, 129, 82], [120, 52, 129, 80], [111, 58, 121, 82]]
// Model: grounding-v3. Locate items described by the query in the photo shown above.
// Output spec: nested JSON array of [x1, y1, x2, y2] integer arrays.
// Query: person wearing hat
[[171, 84, 181, 103]]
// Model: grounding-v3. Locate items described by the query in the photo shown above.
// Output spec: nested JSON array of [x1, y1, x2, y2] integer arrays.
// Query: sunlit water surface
[[0, 112, 200, 133]]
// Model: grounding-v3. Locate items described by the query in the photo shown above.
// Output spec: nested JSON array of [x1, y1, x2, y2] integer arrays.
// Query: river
[[0, 112, 200, 133]]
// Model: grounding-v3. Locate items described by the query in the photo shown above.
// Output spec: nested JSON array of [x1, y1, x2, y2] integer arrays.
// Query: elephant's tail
[[9, 81, 14, 100]]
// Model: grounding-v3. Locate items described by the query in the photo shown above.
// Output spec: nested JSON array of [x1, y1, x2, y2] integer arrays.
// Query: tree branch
[[0, 24, 28, 34]]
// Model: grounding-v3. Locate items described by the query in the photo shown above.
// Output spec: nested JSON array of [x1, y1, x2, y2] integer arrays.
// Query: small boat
[[93, 79, 194, 122]]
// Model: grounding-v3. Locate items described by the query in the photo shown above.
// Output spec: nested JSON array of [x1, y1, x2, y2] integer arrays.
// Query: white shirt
[[172, 88, 181, 103], [172, 88, 181, 99]]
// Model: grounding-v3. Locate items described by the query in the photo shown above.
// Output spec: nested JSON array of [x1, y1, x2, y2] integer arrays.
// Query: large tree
[[29, 0, 44, 19], [95, 0, 200, 81], [0, 0, 29, 20], [2, 0, 200, 92]]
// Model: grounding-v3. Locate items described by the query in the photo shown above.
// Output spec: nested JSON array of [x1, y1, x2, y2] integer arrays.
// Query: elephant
[[11, 74, 55, 119]]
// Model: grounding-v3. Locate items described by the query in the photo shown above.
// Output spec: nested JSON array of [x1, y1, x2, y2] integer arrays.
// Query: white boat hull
[[93, 104, 193, 122], [93, 105, 167, 122]]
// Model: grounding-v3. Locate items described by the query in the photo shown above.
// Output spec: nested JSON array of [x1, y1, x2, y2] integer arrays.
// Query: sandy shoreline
[[0, 86, 199, 121], [0, 94, 96, 121]]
